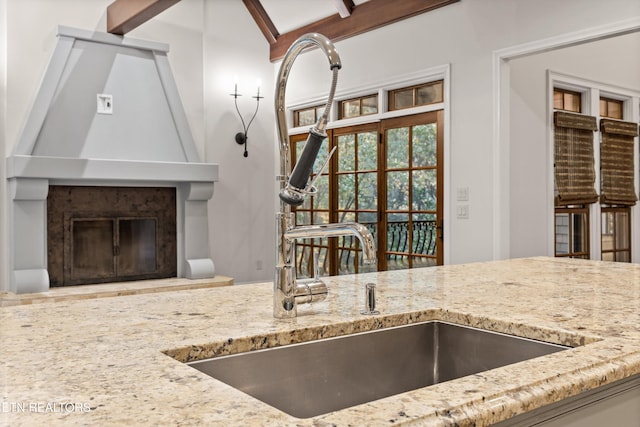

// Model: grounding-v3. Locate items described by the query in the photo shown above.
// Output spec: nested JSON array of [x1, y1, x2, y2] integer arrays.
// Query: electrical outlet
[[97, 94, 113, 115]]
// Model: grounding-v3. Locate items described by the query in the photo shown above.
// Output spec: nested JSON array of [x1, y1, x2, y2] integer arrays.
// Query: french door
[[292, 110, 444, 277]]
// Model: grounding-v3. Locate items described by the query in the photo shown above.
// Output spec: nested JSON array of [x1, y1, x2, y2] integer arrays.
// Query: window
[[601, 207, 631, 262], [338, 95, 378, 119], [389, 80, 443, 111], [553, 88, 582, 113], [293, 104, 325, 127], [554, 207, 589, 259], [552, 109, 597, 260], [599, 97, 623, 119], [551, 75, 639, 264], [598, 118, 637, 262]]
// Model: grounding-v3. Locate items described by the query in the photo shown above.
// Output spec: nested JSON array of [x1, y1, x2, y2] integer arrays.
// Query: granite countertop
[[2, 257, 640, 426]]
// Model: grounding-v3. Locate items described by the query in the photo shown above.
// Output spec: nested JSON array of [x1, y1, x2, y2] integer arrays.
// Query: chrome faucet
[[274, 33, 377, 319]]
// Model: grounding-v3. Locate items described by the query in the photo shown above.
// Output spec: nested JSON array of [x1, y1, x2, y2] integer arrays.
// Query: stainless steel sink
[[187, 321, 569, 418]]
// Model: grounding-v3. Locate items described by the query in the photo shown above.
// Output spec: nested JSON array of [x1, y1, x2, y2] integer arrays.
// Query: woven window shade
[[600, 119, 639, 206], [554, 111, 598, 206]]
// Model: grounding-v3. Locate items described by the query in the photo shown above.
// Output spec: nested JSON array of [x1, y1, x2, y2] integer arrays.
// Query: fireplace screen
[[48, 186, 177, 286], [71, 217, 158, 282]]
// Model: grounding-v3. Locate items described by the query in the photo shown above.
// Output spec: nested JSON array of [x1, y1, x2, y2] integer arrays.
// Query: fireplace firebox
[[47, 186, 177, 286]]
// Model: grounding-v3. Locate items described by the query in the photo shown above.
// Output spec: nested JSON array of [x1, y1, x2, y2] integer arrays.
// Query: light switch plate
[[456, 205, 469, 219], [456, 186, 469, 201], [97, 94, 113, 115]]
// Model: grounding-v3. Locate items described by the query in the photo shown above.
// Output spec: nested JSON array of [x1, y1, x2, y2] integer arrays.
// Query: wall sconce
[[231, 78, 263, 157]]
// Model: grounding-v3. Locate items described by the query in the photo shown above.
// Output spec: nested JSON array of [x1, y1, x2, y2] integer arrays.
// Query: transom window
[[389, 80, 443, 111], [338, 95, 378, 119], [293, 104, 325, 127], [599, 97, 623, 119], [553, 88, 582, 113]]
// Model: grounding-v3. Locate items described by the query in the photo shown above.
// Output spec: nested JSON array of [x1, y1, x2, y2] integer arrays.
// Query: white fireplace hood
[[5, 26, 219, 293]]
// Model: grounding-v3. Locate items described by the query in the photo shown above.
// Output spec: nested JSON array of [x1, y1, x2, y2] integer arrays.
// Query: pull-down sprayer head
[[275, 33, 341, 207]]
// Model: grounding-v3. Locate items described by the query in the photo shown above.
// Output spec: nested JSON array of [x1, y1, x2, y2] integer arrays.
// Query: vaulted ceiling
[[107, 0, 459, 62]]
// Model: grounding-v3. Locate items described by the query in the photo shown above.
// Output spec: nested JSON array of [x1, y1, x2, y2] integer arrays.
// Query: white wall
[[203, 1, 276, 284], [281, 0, 640, 264], [509, 33, 640, 259]]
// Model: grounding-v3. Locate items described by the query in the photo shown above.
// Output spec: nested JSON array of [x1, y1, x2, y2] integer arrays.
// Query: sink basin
[[187, 321, 569, 418]]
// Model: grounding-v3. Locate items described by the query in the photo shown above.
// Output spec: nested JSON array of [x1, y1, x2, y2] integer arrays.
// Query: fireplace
[[5, 26, 218, 294], [47, 186, 177, 286]]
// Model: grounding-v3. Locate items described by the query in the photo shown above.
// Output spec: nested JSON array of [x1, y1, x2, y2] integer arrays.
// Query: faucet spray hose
[[279, 67, 339, 206], [279, 128, 326, 205]]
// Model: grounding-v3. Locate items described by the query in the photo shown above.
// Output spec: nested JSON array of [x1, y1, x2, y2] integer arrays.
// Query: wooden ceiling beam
[[107, 0, 182, 35], [242, 0, 279, 44], [264, 0, 460, 62]]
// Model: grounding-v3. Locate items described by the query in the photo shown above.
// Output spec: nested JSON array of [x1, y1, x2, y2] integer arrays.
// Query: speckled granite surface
[[1, 257, 640, 426]]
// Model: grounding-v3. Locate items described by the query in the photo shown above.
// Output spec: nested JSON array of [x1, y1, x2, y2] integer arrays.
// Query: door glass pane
[[387, 171, 409, 210], [572, 213, 587, 253], [358, 211, 377, 223], [296, 210, 310, 225], [412, 214, 437, 256], [412, 170, 437, 211], [357, 132, 377, 170], [315, 140, 330, 169], [555, 213, 569, 254], [386, 128, 409, 169], [338, 174, 355, 210], [358, 172, 377, 210], [615, 211, 629, 249], [387, 216, 409, 271], [72, 219, 114, 279], [313, 174, 329, 210], [119, 218, 157, 275], [313, 211, 329, 224], [601, 212, 614, 251], [338, 134, 355, 172], [412, 256, 436, 268], [412, 124, 437, 166], [616, 251, 630, 262], [295, 140, 305, 162], [602, 252, 615, 261]]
